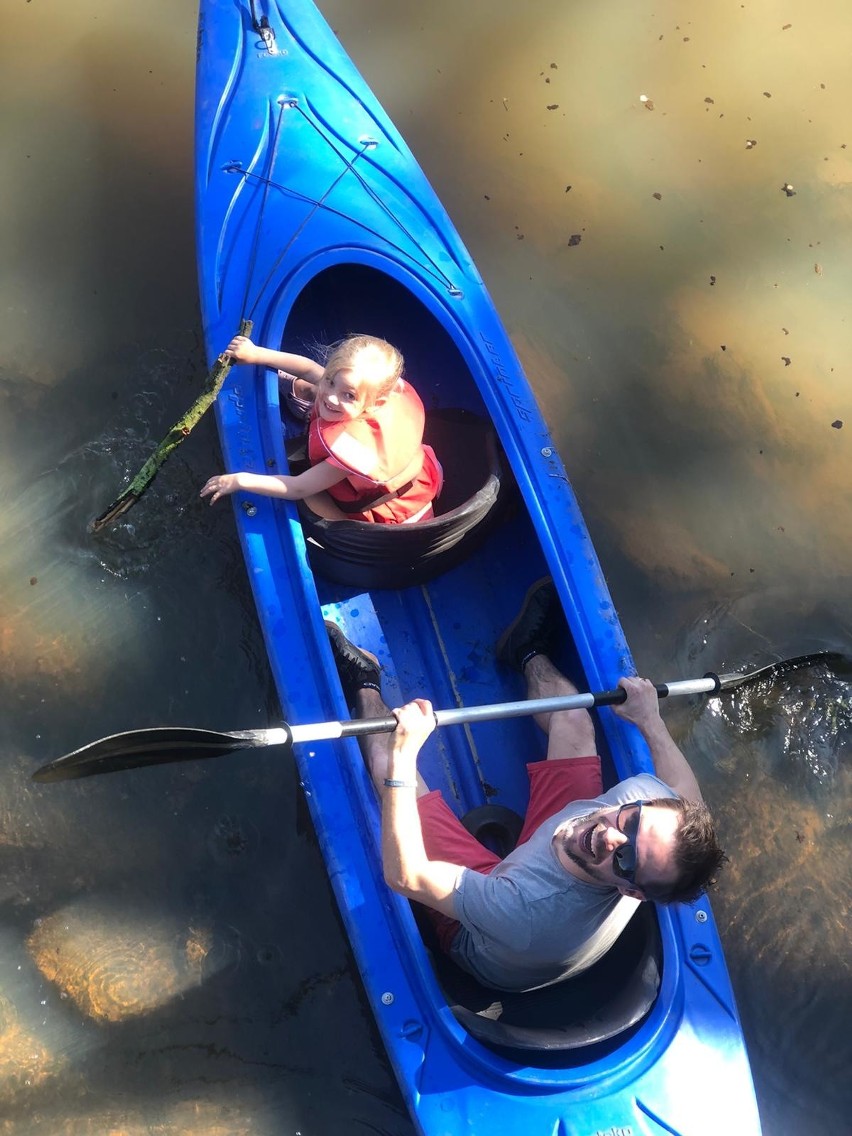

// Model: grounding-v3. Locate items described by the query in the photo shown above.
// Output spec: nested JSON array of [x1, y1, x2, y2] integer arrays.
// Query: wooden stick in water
[[91, 318, 252, 532]]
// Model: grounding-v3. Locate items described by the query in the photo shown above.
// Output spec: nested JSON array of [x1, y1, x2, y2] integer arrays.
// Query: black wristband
[[383, 778, 417, 789]]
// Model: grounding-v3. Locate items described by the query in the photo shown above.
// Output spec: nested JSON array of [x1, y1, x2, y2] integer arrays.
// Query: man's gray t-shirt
[[450, 773, 675, 992]]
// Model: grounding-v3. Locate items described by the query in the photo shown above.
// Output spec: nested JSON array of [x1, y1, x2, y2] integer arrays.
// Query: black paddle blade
[[31, 727, 285, 784], [713, 650, 852, 692]]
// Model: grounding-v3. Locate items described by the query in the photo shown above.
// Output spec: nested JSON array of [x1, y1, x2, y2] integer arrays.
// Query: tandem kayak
[[195, 2, 762, 1133]]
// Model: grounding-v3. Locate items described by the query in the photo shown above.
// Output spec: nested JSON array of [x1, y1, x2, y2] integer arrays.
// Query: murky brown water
[[1, 1, 849, 1133]]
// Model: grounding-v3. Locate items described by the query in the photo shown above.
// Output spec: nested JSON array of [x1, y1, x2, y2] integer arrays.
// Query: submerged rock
[[27, 899, 230, 1024], [0, 991, 62, 1099]]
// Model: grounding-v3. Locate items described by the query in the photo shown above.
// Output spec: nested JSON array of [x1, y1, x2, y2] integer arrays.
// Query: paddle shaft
[[288, 676, 721, 745], [36, 651, 846, 780]]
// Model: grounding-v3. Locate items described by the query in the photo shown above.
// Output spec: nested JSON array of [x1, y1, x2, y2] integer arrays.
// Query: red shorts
[[417, 756, 603, 952]]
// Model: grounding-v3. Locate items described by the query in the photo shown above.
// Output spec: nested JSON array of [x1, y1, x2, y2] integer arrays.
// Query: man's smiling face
[[553, 801, 681, 898]]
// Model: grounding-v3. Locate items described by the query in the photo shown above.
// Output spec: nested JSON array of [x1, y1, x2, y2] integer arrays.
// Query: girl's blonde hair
[[323, 334, 404, 402]]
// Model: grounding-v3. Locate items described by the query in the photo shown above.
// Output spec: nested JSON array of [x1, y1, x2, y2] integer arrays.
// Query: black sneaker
[[496, 578, 561, 672], [325, 621, 382, 706]]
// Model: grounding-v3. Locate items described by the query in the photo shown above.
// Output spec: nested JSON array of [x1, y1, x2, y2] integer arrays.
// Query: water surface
[[1, 1, 849, 1133]]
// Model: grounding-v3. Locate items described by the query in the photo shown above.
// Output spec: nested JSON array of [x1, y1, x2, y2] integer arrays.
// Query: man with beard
[[327, 579, 725, 993]]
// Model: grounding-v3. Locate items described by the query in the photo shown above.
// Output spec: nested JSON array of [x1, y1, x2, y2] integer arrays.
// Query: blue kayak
[[195, 2, 762, 1133]]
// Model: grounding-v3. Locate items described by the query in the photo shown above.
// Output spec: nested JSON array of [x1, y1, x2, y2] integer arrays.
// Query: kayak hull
[[195, 3, 762, 1133]]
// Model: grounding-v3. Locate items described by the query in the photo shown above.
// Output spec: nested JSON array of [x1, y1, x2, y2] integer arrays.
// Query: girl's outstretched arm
[[225, 335, 324, 384], [200, 460, 348, 506]]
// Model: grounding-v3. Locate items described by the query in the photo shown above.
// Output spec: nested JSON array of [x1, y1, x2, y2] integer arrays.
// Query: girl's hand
[[200, 473, 241, 505], [225, 336, 258, 364]]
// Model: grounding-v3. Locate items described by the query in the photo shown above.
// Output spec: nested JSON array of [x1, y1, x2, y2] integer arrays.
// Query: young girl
[[200, 334, 443, 524]]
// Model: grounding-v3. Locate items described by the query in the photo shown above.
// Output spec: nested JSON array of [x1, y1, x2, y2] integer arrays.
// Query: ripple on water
[[671, 589, 851, 791], [705, 665, 851, 801], [56, 434, 206, 581], [670, 590, 852, 1124], [26, 898, 241, 1024], [686, 686, 851, 1113], [44, 348, 224, 582], [0, 991, 64, 1102], [255, 942, 284, 968], [207, 814, 261, 865]]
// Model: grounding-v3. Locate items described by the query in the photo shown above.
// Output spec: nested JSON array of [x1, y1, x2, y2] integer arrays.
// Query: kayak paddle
[[31, 651, 848, 783]]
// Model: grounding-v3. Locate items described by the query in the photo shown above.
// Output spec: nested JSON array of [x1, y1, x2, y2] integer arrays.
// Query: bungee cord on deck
[[230, 97, 463, 317]]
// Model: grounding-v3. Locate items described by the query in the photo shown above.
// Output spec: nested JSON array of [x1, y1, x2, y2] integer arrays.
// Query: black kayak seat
[[289, 408, 516, 589], [461, 803, 525, 858], [416, 803, 662, 1057]]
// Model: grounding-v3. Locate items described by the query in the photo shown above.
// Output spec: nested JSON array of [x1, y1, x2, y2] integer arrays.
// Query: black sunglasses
[[612, 800, 650, 883]]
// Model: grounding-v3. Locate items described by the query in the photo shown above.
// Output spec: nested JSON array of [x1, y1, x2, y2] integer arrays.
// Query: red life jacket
[[308, 379, 442, 524]]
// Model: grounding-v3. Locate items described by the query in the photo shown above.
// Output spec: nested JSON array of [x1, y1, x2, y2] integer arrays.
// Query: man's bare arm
[[381, 700, 464, 918], [612, 677, 704, 803]]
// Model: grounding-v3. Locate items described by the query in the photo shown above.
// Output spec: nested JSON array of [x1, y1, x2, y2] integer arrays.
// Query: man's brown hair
[[639, 797, 727, 905]]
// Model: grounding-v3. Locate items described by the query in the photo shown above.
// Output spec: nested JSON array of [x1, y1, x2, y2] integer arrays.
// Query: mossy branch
[[91, 319, 252, 533]]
